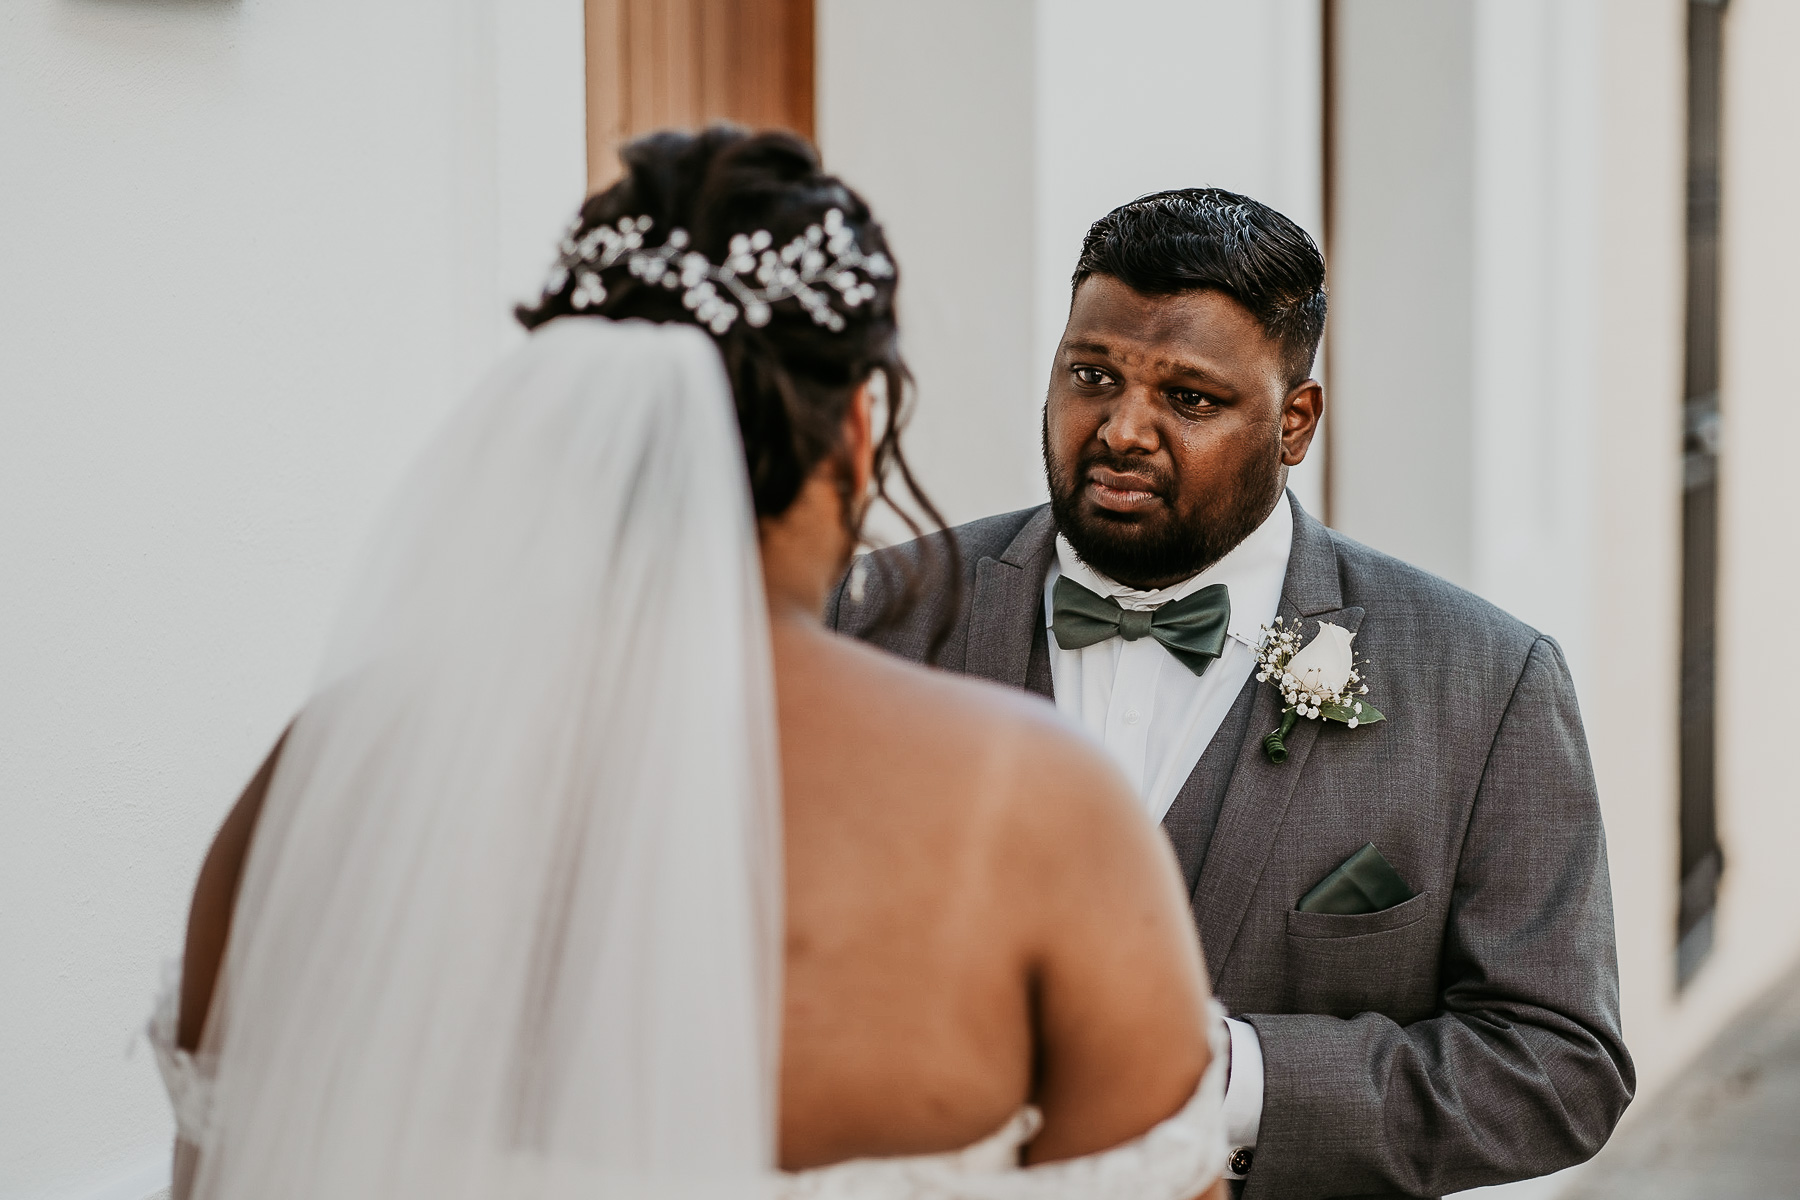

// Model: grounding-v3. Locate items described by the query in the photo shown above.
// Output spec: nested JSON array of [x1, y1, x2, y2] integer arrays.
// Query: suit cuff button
[[1228, 1146, 1255, 1176]]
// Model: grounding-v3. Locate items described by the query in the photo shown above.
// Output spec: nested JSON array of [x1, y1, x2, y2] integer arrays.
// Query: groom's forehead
[[1063, 276, 1272, 370]]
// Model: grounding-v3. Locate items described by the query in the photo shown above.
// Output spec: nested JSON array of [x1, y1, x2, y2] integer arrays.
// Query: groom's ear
[[1280, 378, 1325, 467]]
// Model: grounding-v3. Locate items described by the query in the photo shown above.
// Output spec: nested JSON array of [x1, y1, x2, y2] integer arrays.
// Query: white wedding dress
[[149, 975, 1226, 1199], [150, 318, 1227, 1200]]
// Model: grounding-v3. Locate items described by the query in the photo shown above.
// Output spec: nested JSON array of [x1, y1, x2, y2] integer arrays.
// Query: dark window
[[1677, 0, 1727, 989]]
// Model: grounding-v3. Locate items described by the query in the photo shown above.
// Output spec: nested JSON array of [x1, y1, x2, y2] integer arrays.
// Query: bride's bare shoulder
[[799, 627, 1207, 1034], [801, 627, 1143, 827]]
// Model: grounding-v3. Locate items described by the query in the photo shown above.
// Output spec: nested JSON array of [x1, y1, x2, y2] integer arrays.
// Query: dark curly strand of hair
[[516, 125, 957, 659]]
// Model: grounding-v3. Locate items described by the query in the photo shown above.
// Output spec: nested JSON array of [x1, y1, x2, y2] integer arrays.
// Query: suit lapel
[[962, 507, 1058, 690], [1190, 495, 1362, 982]]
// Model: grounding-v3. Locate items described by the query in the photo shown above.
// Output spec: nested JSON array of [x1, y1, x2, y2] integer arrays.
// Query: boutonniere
[[1253, 618, 1385, 763]]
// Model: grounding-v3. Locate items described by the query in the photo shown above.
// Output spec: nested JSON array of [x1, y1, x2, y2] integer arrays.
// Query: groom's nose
[[1096, 387, 1162, 456]]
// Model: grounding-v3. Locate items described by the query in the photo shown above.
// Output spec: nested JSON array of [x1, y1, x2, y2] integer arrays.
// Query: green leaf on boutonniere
[[1263, 701, 1387, 764], [1320, 700, 1384, 727]]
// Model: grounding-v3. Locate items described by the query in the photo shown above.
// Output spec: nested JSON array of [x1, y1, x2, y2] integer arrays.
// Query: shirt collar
[[1048, 494, 1295, 647]]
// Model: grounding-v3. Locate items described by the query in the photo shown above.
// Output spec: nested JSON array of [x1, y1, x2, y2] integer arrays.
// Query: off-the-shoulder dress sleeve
[[146, 962, 1228, 1200], [147, 963, 216, 1147], [777, 1002, 1230, 1200]]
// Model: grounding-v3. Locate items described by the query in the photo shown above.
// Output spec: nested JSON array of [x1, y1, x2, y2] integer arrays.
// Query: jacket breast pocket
[[1281, 890, 1438, 1020]]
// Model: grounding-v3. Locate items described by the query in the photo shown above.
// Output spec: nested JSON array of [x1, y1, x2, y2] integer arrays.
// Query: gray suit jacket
[[827, 495, 1633, 1200]]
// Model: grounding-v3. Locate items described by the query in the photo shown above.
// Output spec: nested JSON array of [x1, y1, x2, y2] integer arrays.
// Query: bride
[[150, 127, 1228, 1199]]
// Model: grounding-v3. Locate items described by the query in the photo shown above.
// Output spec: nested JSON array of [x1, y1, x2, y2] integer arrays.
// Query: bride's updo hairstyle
[[517, 125, 955, 654]]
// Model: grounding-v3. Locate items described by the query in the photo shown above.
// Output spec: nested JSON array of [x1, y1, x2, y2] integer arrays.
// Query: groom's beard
[[1044, 421, 1285, 589]]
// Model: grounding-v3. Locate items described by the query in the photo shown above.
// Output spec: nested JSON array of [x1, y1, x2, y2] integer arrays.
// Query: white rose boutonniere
[[1253, 618, 1385, 763]]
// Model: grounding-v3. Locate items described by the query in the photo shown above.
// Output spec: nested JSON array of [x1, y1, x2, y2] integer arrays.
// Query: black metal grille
[[1677, 0, 1727, 988]]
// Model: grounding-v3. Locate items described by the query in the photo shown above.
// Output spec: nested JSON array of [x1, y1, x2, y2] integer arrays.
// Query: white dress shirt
[[1041, 497, 1293, 1172], [1042, 497, 1292, 822]]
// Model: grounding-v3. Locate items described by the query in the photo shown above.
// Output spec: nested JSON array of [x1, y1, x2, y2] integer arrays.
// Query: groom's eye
[[1071, 366, 1113, 388], [1169, 389, 1216, 410]]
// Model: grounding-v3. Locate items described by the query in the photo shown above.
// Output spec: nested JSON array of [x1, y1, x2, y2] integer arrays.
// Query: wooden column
[[585, 0, 815, 193]]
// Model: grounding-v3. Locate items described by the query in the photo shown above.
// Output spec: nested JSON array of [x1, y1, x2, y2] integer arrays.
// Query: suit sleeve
[[822, 569, 849, 631], [1240, 637, 1635, 1200]]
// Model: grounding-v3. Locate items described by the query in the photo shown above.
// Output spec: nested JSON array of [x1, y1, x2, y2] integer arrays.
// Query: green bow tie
[[1050, 576, 1232, 677]]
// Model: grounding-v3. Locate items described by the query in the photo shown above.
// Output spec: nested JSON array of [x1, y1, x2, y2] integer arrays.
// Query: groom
[[830, 189, 1633, 1199]]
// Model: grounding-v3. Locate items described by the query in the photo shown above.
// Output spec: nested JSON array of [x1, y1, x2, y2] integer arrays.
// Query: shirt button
[[1124, 709, 1140, 725]]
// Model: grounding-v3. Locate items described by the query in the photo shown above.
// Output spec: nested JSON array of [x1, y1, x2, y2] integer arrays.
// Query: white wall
[[0, 3, 585, 1197], [819, 0, 1325, 533], [1541, 0, 1800, 1155], [1330, 4, 1800, 1194], [1467, 0, 1602, 684], [1671, 0, 1800, 1101], [1332, 0, 1605, 684], [1580, 0, 1688, 1107]]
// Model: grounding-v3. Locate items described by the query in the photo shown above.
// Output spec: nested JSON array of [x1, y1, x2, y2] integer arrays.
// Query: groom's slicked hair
[[1074, 188, 1327, 386]]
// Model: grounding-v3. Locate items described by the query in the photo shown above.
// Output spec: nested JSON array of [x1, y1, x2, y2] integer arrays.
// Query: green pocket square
[[1297, 843, 1416, 915]]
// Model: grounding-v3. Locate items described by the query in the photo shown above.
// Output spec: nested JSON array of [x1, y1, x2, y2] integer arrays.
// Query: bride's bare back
[[772, 619, 1214, 1170], [179, 540, 1216, 1193], [180, 617, 1215, 1179]]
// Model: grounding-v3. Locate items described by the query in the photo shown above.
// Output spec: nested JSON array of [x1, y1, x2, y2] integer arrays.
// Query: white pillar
[[816, 0, 1043, 531], [1328, 0, 1478, 587], [1329, 0, 1604, 681], [1468, 0, 1601, 681]]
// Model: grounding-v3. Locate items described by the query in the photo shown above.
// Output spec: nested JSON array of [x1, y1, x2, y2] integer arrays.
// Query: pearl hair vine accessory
[[541, 208, 894, 335]]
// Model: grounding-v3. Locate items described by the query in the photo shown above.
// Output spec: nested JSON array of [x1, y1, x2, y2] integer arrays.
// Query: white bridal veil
[[191, 318, 782, 1199]]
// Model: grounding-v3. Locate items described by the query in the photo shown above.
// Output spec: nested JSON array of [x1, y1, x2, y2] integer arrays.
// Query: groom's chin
[[1075, 501, 1170, 544], [1061, 514, 1181, 571]]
